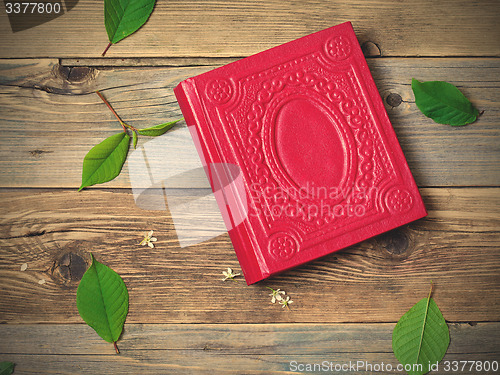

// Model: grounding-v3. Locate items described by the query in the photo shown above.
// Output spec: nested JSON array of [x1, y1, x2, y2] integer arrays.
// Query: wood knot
[[67, 67, 94, 83], [55, 64, 96, 84], [54, 252, 88, 283], [56, 65, 71, 79], [376, 228, 410, 255], [386, 93, 403, 108], [361, 41, 381, 57]]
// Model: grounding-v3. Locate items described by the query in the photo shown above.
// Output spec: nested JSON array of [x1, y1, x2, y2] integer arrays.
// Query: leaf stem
[[102, 42, 113, 57], [124, 123, 138, 131], [428, 281, 434, 299], [113, 341, 120, 354], [95, 90, 127, 132]]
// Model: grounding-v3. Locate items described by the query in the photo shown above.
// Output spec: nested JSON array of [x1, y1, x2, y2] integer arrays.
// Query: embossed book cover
[[174, 22, 427, 284]]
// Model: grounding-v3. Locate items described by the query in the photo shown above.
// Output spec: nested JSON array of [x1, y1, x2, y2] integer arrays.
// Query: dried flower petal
[[20, 263, 28, 272], [267, 287, 287, 303], [221, 267, 240, 281], [279, 296, 293, 309], [140, 230, 157, 248]]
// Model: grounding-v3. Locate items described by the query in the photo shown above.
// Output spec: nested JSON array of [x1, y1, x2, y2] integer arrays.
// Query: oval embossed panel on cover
[[273, 97, 351, 200]]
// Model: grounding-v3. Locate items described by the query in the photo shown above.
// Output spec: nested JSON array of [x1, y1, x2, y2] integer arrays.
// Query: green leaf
[[0, 362, 15, 375], [104, 0, 156, 45], [137, 119, 182, 136], [393, 289, 450, 375], [132, 130, 138, 149], [411, 78, 479, 126], [76, 254, 129, 348], [79, 132, 130, 191]]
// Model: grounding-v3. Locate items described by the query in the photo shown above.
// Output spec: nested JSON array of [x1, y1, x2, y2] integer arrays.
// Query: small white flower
[[279, 296, 293, 309], [20, 263, 28, 272], [222, 267, 241, 281], [268, 287, 286, 303], [140, 230, 157, 248]]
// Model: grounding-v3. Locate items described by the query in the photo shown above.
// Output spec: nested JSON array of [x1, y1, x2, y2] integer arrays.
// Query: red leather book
[[174, 22, 427, 285]]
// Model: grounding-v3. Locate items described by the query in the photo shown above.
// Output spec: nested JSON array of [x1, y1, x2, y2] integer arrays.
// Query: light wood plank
[[0, 188, 498, 324], [0, 323, 498, 374], [0, 58, 498, 188], [0, 1, 499, 58]]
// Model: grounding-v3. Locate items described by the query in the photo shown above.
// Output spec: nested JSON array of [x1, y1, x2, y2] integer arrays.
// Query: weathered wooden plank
[[1, 323, 498, 355], [0, 188, 498, 324], [3, 352, 499, 375], [0, 323, 498, 374], [0, 58, 498, 188], [61, 57, 239, 67], [0, 0, 499, 58]]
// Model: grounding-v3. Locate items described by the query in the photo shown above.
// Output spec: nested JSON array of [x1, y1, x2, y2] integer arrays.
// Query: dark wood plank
[[0, 188, 498, 324], [0, 1, 499, 58], [1, 323, 498, 355], [4, 353, 500, 375], [0, 323, 498, 374], [0, 58, 498, 188], [61, 57, 239, 67]]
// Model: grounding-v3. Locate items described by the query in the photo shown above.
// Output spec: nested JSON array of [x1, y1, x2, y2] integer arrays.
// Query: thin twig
[[95, 90, 127, 132]]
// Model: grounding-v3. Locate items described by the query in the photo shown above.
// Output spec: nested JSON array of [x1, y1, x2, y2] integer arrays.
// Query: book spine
[[174, 80, 267, 284]]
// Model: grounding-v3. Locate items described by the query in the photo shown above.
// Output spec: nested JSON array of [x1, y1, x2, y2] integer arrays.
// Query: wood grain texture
[[0, 58, 498, 188], [1, 0, 499, 58], [1, 2, 498, 372], [0, 188, 498, 324], [3, 353, 499, 375], [1, 323, 498, 355], [0, 323, 498, 375]]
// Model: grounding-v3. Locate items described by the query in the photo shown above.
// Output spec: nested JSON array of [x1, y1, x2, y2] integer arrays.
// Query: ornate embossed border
[[199, 37, 413, 262]]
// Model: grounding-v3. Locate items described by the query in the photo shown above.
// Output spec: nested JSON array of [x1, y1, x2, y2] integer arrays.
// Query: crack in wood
[[25, 230, 46, 238], [29, 150, 54, 157], [0, 82, 91, 95], [0, 229, 75, 240]]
